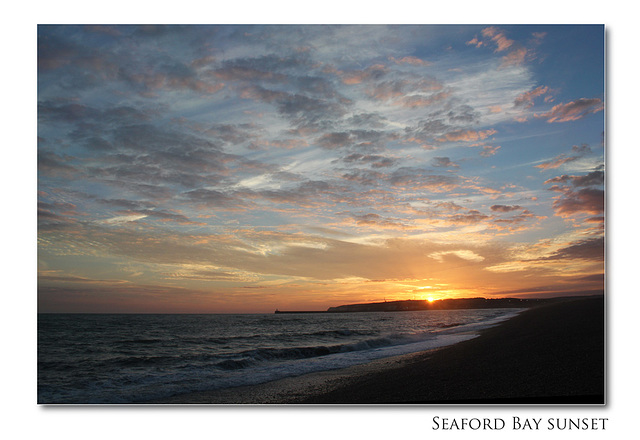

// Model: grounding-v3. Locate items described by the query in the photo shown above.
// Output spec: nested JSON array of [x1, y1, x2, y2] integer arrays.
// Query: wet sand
[[149, 296, 604, 405]]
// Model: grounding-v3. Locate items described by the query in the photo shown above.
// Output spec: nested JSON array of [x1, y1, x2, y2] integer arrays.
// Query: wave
[[211, 331, 437, 371]]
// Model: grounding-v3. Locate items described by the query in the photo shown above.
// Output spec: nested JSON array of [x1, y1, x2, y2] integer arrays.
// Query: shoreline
[[146, 296, 604, 405]]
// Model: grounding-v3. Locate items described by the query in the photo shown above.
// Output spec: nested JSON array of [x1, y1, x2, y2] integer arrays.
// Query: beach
[[149, 295, 604, 404]]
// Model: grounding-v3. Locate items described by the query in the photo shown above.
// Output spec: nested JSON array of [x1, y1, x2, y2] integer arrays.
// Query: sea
[[38, 308, 523, 404]]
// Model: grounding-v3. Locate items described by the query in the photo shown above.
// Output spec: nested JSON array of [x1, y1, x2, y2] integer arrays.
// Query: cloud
[[429, 250, 485, 262], [436, 129, 497, 143], [500, 47, 528, 68], [466, 36, 484, 48], [539, 237, 604, 261], [535, 98, 604, 123], [480, 145, 501, 157], [467, 26, 530, 67], [490, 204, 522, 213], [389, 168, 460, 192], [347, 213, 409, 230], [338, 153, 397, 168], [38, 32, 118, 76], [481, 27, 515, 52], [431, 157, 459, 168], [542, 164, 604, 219], [536, 144, 592, 170], [398, 91, 452, 108], [102, 214, 149, 224], [544, 170, 604, 187], [340, 64, 388, 85], [204, 123, 261, 146], [240, 85, 349, 130], [448, 210, 491, 225], [388, 56, 431, 66], [110, 209, 206, 225], [182, 188, 249, 210], [38, 201, 82, 231], [38, 150, 81, 179], [514, 85, 549, 108], [316, 130, 397, 151], [552, 188, 604, 217]]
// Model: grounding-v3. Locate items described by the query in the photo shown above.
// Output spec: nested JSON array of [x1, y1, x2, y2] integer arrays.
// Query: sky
[[37, 24, 605, 313]]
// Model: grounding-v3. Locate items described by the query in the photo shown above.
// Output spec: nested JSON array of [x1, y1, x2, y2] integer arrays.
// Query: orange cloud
[[500, 47, 528, 67], [514, 85, 549, 108], [466, 36, 484, 48], [535, 144, 592, 170], [480, 145, 501, 157], [388, 56, 431, 66], [437, 129, 497, 143], [535, 98, 604, 123], [482, 27, 514, 52]]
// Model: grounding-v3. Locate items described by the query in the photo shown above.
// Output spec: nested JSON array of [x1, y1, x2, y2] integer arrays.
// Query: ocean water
[[38, 308, 523, 403]]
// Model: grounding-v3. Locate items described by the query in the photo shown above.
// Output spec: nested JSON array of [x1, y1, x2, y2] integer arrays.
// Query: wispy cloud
[[536, 144, 593, 170], [535, 98, 604, 123]]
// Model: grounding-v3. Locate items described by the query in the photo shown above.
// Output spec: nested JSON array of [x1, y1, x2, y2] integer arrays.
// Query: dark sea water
[[38, 309, 522, 403]]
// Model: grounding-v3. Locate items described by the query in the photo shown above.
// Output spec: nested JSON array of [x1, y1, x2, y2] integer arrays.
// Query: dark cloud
[[346, 113, 387, 128], [341, 169, 387, 187], [38, 101, 101, 122], [205, 123, 260, 146], [448, 209, 491, 225], [38, 31, 120, 82], [490, 204, 522, 212], [552, 188, 604, 217], [348, 213, 409, 229], [38, 150, 81, 179], [445, 104, 480, 124], [338, 153, 397, 168], [182, 188, 249, 210], [544, 170, 604, 188], [389, 168, 460, 192], [212, 54, 340, 101], [241, 85, 349, 130], [543, 167, 604, 218], [411, 118, 451, 139], [540, 237, 604, 261], [341, 167, 460, 193], [37, 201, 83, 232], [492, 209, 535, 226], [431, 157, 458, 168], [317, 130, 397, 151], [97, 179, 176, 201], [244, 180, 340, 208]]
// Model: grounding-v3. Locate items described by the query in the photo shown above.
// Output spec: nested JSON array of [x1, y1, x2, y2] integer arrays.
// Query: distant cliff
[[326, 297, 550, 313], [274, 295, 596, 314]]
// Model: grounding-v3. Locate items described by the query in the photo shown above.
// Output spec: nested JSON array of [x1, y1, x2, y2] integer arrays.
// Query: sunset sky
[[37, 25, 605, 313]]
